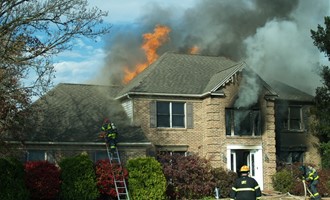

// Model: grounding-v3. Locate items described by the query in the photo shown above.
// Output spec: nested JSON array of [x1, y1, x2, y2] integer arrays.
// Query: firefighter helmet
[[104, 118, 110, 123], [240, 165, 250, 172]]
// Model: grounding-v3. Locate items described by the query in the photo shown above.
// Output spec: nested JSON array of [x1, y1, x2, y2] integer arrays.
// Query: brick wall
[[132, 76, 277, 191]]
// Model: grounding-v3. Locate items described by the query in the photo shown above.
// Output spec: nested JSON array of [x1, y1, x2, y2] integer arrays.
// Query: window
[[26, 150, 55, 162], [94, 151, 109, 162], [282, 106, 303, 131], [225, 108, 261, 136], [156, 102, 185, 128], [27, 150, 46, 161]]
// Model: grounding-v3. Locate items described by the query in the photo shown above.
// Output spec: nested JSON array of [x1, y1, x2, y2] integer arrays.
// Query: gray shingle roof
[[117, 52, 244, 97], [266, 79, 314, 102], [117, 52, 313, 103], [25, 83, 149, 143]]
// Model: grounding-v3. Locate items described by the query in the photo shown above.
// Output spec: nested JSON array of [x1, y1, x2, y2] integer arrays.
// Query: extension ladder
[[105, 144, 130, 200]]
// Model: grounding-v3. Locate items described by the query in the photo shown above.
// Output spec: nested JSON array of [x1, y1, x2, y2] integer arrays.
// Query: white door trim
[[226, 144, 263, 190]]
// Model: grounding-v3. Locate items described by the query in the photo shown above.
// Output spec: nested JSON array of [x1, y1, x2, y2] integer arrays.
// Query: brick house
[[11, 52, 318, 192], [114, 52, 318, 191]]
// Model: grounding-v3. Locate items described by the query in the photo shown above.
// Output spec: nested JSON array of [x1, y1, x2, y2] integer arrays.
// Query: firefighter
[[101, 118, 118, 151], [299, 165, 321, 200], [230, 165, 261, 200]]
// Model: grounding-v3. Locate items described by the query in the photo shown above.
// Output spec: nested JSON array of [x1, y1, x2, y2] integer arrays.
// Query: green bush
[[276, 163, 330, 197], [126, 157, 167, 200], [272, 168, 294, 193], [211, 167, 237, 197], [0, 157, 29, 200], [59, 153, 99, 200], [320, 142, 330, 169]]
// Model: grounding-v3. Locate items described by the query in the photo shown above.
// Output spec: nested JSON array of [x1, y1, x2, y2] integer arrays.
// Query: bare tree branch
[[0, 0, 110, 145]]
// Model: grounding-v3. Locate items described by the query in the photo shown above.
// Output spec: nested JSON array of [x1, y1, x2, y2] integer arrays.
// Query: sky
[[52, 0, 196, 84], [52, 0, 330, 95]]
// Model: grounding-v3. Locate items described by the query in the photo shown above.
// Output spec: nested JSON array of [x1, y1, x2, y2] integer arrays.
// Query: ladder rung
[[105, 145, 130, 199]]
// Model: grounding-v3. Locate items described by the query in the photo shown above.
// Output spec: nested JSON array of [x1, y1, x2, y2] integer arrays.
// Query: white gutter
[[115, 91, 225, 101], [6, 141, 152, 146]]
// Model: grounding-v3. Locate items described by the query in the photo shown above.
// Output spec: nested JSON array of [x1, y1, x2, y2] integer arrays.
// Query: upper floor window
[[150, 101, 193, 129], [282, 106, 303, 131], [157, 102, 185, 128], [225, 108, 261, 136]]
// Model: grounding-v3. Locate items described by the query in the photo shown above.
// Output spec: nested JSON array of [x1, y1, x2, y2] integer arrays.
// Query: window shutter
[[150, 101, 156, 128], [225, 109, 232, 135], [186, 102, 193, 129]]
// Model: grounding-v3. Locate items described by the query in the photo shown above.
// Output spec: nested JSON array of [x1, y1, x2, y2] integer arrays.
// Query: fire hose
[[302, 180, 313, 200]]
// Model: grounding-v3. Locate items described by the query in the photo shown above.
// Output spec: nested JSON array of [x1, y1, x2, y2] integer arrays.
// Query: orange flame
[[189, 45, 199, 54], [123, 25, 171, 84]]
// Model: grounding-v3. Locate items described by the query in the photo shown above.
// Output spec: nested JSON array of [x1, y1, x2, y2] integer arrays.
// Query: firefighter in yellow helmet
[[230, 165, 261, 200]]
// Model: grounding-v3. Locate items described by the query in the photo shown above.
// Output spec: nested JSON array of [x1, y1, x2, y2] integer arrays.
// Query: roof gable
[[117, 52, 243, 97]]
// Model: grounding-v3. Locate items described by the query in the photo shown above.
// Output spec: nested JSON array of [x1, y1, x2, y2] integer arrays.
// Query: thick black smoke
[[92, 0, 329, 97]]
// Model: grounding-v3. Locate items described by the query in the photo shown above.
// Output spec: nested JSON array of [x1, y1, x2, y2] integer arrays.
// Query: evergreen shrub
[[0, 157, 29, 200], [126, 157, 166, 200], [272, 168, 295, 193], [59, 153, 99, 200]]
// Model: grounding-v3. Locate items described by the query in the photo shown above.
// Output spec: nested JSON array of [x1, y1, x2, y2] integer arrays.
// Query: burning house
[[6, 0, 326, 193], [7, 51, 318, 192], [113, 52, 317, 191]]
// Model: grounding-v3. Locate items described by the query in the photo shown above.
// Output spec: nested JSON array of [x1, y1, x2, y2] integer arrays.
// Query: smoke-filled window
[[156, 102, 185, 128], [225, 108, 261, 136]]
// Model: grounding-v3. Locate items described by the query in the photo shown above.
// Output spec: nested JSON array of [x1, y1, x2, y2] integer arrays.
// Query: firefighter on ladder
[[100, 118, 118, 152], [230, 165, 261, 200], [299, 165, 321, 200]]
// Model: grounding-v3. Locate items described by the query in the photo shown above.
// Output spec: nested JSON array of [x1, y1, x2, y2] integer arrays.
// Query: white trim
[[7, 141, 151, 146], [226, 144, 264, 190], [115, 91, 225, 100]]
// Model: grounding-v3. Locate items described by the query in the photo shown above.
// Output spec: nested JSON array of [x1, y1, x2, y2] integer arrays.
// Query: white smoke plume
[[92, 0, 329, 104]]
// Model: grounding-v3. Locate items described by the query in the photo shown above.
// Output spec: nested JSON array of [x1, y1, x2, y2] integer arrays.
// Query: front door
[[227, 146, 263, 190]]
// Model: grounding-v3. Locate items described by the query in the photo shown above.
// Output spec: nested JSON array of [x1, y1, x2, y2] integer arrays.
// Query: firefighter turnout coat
[[230, 175, 261, 200]]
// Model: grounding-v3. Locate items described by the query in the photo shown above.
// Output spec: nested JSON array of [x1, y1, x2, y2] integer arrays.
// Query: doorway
[[227, 145, 263, 190]]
